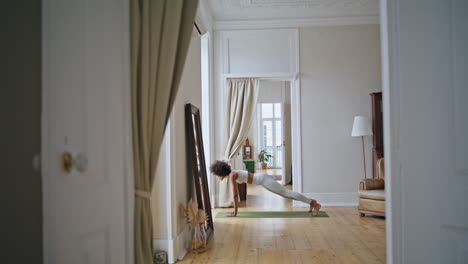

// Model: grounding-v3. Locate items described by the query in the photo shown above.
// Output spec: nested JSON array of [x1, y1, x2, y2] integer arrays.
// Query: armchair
[[358, 158, 385, 217]]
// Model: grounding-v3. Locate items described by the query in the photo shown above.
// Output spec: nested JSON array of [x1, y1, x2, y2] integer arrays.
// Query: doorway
[[221, 74, 303, 203], [255, 80, 293, 185], [258, 102, 283, 169]]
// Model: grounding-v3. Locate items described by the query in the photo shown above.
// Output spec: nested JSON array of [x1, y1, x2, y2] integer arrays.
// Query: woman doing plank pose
[[210, 160, 321, 217]]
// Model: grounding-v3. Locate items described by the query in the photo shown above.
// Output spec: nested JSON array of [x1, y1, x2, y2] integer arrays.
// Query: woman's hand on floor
[[225, 212, 237, 217]]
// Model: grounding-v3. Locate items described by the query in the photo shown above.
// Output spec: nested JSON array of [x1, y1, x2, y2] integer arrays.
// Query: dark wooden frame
[[185, 104, 214, 240], [370, 92, 384, 179]]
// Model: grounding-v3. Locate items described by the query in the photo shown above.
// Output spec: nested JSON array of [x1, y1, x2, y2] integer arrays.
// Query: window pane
[[275, 120, 283, 168], [276, 147, 283, 168], [263, 121, 273, 147], [265, 147, 273, 164], [274, 103, 282, 119], [275, 120, 282, 147], [262, 103, 273, 118]]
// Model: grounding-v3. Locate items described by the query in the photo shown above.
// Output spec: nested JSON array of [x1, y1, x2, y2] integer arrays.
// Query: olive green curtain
[[130, 0, 198, 263]]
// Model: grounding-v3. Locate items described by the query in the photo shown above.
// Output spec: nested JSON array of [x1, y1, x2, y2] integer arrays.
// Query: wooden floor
[[179, 184, 386, 264]]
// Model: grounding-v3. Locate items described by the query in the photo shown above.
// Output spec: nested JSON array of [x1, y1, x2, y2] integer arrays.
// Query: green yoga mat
[[215, 211, 329, 218]]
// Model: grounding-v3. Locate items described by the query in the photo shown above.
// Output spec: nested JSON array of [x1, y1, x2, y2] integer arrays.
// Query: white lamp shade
[[352, 115, 373, 137]]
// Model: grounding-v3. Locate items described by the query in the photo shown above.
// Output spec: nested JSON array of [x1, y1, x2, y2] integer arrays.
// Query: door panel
[[443, 1, 468, 261], [43, 0, 129, 263], [384, 0, 468, 262], [454, 1, 468, 177], [80, 226, 111, 264]]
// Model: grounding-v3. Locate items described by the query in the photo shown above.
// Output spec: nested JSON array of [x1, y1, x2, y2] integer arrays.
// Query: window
[[258, 103, 283, 168]]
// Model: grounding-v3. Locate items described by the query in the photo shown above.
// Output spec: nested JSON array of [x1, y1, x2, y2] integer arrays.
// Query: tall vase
[[190, 224, 207, 253]]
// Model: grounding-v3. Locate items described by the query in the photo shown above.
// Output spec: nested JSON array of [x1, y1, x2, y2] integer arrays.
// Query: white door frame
[[380, 0, 397, 263], [122, 4, 135, 263], [200, 32, 216, 207], [221, 73, 303, 194], [281, 82, 293, 186]]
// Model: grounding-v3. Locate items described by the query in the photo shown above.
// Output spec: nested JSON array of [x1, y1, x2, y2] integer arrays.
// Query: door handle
[[61, 152, 88, 173], [61, 152, 73, 173]]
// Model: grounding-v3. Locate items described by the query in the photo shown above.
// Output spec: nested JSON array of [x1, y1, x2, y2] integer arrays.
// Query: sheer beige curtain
[[216, 78, 260, 207], [130, 0, 198, 263]]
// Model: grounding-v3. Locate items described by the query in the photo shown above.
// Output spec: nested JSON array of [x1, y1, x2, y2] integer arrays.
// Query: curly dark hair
[[210, 160, 232, 176]]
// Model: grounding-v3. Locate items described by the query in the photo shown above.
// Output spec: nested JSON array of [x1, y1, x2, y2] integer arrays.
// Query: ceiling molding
[[239, 0, 375, 9], [214, 15, 379, 30], [207, 0, 378, 21]]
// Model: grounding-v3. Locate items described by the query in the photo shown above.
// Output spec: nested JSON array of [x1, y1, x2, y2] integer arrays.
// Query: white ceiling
[[207, 0, 379, 21]]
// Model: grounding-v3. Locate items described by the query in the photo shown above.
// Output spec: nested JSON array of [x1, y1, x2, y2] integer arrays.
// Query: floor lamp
[[352, 116, 373, 179]]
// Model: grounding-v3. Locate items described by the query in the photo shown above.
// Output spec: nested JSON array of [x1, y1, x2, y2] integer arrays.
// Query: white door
[[42, 1, 131, 263], [383, 0, 468, 263]]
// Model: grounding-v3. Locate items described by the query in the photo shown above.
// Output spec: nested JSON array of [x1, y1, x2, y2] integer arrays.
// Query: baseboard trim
[[293, 192, 359, 207], [153, 225, 190, 263]]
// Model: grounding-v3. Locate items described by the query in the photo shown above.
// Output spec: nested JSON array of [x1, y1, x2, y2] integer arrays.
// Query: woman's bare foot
[[312, 203, 321, 216], [309, 200, 317, 213]]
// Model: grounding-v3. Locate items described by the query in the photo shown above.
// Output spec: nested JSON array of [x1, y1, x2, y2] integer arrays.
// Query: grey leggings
[[255, 173, 313, 205]]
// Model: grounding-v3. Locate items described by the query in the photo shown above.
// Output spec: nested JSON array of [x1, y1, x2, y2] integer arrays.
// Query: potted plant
[[258, 149, 272, 170]]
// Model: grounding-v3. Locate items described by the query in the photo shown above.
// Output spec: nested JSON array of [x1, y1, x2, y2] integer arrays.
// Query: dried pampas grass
[[184, 199, 208, 228], [184, 199, 209, 253]]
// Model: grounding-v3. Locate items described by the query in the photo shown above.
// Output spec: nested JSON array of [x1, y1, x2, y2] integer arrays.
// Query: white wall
[[151, 31, 201, 263], [257, 80, 285, 103], [299, 25, 381, 204], [151, 133, 170, 239], [213, 25, 381, 205], [220, 29, 298, 74], [150, 0, 214, 259], [172, 32, 202, 236], [213, 29, 298, 174]]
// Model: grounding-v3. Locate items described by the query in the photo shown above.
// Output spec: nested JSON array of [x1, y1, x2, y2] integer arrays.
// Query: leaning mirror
[[185, 104, 214, 240]]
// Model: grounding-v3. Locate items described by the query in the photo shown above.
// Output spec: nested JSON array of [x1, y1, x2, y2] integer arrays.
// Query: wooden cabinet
[[370, 92, 384, 179]]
